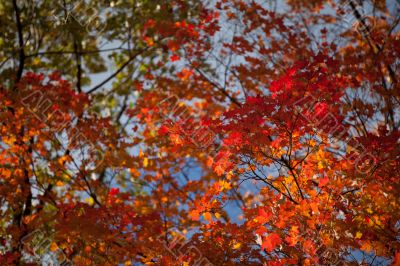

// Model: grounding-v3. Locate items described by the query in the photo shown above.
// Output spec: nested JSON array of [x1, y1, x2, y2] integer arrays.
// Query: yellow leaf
[[62, 172, 71, 181], [99, 243, 106, 252], [58, 155, 69, 165], [86, 197, 94, 205], [220, 180, 231, 190], [32, 57, 41, 66], [373, 215, 382, 226], [355, 232, 362, 239], [226, 171, 233, 180], [215, 212, 221, 219], [233, 242, 241, 249], [143, 157, 149, 167]]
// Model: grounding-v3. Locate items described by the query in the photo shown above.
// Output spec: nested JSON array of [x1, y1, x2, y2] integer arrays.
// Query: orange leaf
[[203, 212, 212, 221], [50, 242, 58, 252], [189, 210, 200, 221]]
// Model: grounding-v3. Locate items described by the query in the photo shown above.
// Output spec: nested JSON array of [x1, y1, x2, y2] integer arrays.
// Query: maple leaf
[[203, 212, 212, 221], [262, 233, 282, 252], [144, 36, 154, 46], [223, 131, 243, 146], [258, 208, 272, 222], [319, 175, 329, 188], [170, 54, 180, 62], [285, 235, 298, 247], [189, 210, 200, 221], [177, 68, 193, 81], [214, 164, 225, 176], [109, 188, 119, 196], [158, 125, 170, 135], [213, 151, 233, 176]]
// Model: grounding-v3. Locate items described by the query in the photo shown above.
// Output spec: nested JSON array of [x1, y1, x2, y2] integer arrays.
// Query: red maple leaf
[[262, 233, 282, 252]]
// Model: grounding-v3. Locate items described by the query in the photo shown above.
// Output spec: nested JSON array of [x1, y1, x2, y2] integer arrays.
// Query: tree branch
[[13, 0, 25, 83], [87, 48, 149, 94]]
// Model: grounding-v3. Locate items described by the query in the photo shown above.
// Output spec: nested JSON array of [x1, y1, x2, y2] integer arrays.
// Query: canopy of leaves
[[0, 0, 399, 265]]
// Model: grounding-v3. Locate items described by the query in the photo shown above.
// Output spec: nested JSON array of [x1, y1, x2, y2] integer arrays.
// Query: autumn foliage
[[0, 0, 399, 265]]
